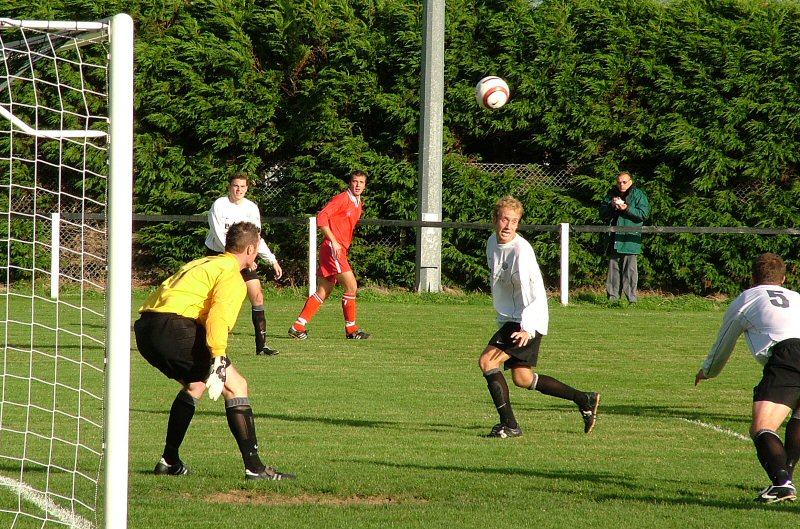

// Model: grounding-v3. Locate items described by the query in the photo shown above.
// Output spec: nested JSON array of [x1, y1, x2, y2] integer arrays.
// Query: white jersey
[[486, 232, 548, 336], [204, 196, 277, 264], [702, 284, 800, 378]]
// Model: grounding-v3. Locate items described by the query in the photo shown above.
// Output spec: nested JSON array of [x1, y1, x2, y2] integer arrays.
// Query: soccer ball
[[475, 76, 510, 109]]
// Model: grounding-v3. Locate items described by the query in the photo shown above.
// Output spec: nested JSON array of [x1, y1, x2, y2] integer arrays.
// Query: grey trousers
[[606, 252, 638, 302]]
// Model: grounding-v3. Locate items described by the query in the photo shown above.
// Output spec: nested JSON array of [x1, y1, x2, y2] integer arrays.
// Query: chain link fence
[[241, 163, 577, 289], [323, 164, 573, 281], [469, 162, 576, 189], [128, 163, 582, 288], [2, 189, 107, 287], [8, 162, 776, 290]]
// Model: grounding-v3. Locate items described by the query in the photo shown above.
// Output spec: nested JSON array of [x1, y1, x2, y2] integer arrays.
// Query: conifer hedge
[[7, 0, 800, 294]]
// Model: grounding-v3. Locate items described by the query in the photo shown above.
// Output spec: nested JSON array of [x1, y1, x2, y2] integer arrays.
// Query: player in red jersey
[[289, 171, 370, 340]]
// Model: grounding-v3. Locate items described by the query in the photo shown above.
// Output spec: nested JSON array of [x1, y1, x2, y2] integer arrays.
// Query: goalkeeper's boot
[[154, 457, 190, 476], [256, 344, 280, 356], [754, 482, 797, 504], [245, 466, 296, 481], [288, 326, 308, 340], [346, 329, 370, 340], [580, 392, 600, 434], [487, 423, 523, 438]]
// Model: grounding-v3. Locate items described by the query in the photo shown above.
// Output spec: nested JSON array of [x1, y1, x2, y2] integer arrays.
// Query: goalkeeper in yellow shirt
[[134, 221, 294, 481]]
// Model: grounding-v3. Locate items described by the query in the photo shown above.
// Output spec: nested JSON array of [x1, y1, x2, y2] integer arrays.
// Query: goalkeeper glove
[[206, 356, 230, 401]]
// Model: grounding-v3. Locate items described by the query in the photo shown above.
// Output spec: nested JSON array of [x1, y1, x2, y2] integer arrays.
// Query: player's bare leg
[[290, 278, 335, 339], [752, 400, 795, 503], [479, 346, 520, 438], [511, 366, 600, 434], [247, 279, 278, 355], [339, 271, 369, 339], [155, 380, 205, 476], [222, 366, 295, 480]]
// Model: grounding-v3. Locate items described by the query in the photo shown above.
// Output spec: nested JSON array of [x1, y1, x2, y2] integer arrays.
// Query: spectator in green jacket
[[599, 171, 650, 303]]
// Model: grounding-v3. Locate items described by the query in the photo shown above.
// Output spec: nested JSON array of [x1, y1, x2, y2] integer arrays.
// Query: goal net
[[0, 15, 133, 529]]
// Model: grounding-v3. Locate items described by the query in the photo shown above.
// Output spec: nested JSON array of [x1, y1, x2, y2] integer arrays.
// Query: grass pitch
[[123, 289, 800, 528], [5, 289, 798, 527]]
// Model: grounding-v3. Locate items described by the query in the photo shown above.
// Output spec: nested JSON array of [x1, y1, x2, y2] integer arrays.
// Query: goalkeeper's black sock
[[535, 374, 587, 406], [163, 391, 197, 464], [252, 305, 267, 352], [225, 398, 264, 472], [484, 369, 518, 429]]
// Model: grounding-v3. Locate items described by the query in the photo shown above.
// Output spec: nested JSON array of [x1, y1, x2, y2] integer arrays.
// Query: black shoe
[[288, 326, 308, 340], [754, 482, 797, 503], [245, 466, 296, 481], [487, 423, 523, 438], [346, 329, 370, 340], [580, 392, 600, 433], [154, 457, 189, 476], [256, 345, 279, 356]]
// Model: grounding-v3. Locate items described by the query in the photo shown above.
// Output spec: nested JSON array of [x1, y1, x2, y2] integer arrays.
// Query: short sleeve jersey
[[316, 189, 362, 250], [486, 232, 549, 336], [702, 284, 800, 377]]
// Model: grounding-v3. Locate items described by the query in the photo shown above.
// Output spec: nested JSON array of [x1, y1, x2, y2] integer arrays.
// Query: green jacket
[[599, 185, 650, 255]]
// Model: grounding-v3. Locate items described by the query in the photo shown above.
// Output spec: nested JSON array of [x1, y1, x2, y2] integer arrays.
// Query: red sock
[[294, 293, 324, 331], [342, 293, 358, 334]]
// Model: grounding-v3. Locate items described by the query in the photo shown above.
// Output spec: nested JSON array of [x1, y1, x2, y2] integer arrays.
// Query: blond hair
[[493, 196, 523, 222]]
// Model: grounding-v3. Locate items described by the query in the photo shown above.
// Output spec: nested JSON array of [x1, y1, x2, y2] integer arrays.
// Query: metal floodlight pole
[[415, 0, 445, 293]]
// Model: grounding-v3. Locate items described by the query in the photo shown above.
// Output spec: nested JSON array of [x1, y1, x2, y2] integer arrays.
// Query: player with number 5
[[134, 222, 295, 481], [695, 253, 800, 503]]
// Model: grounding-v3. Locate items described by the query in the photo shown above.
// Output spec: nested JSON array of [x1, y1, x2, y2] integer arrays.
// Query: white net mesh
[[0, 18, 110, 529]]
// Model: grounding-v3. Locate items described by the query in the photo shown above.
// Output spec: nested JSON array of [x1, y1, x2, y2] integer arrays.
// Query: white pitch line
[[678, 418, 750, 442], [0, 475, 94, 529]]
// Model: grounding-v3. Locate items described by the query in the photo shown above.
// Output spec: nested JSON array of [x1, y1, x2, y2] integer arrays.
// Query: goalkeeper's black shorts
[[134, 312, 211, 383]]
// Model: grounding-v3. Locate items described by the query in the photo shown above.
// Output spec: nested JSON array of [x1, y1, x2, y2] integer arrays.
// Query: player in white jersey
[[478, 196, 600, 438], [696, 252, 800, 503], [205, 173, 283, 356]]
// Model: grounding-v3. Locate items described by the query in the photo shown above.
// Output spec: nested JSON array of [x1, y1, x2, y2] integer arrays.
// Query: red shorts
[[318, 240, 351, 281]]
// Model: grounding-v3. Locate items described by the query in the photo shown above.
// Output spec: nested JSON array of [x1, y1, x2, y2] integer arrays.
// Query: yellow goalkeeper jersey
[[139, 253, 246, 358]]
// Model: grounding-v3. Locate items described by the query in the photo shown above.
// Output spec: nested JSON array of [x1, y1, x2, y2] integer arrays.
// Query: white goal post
[[0, 14, 133, 529]]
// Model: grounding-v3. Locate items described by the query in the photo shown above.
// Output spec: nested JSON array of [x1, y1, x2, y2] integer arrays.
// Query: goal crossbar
[[0, 105, 106, 138], [0, 17, 109, 139], [0, 19, 107, 31]]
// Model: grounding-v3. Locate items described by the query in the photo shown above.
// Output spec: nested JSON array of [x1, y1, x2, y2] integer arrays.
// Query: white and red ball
[[475, 76, 510, 109]]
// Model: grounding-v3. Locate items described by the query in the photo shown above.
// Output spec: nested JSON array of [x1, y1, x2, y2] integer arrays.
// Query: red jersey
[[316, 189, 362, 250]]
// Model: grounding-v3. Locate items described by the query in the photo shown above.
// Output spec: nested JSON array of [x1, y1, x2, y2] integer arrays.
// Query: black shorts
[[134, 312, 211, 383], [206, 246, 259, 282], [753, 339, 800, 407], [488, 322, 543, 370]]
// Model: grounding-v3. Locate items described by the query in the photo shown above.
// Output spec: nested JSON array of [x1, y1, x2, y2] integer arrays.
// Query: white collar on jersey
[[347, 189, 361, 207]]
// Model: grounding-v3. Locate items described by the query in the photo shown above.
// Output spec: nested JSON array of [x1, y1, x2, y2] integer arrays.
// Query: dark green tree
[[6, 0, 800, 293]]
